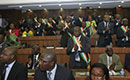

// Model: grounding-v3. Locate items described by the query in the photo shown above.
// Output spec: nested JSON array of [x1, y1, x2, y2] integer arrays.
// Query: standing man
[[67, 26, 90, 69], [0, 47, 27, 80], [98, 46, 123, 72], [116, 18, 130, 47], [26, 45, 41, 69], [34, 49, 75, 80], [97, 15, 114, 47]]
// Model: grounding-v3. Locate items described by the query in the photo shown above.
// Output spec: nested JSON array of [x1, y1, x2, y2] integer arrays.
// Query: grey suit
[[97, 21, 114, 47], [98, 53, 123, 71]]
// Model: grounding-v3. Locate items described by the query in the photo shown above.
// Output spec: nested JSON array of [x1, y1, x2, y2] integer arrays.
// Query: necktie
[[1, 65, 8, 80], [106, 22, 108, 27], [75, 51, 80, 62], [47, 71, 52, 80]]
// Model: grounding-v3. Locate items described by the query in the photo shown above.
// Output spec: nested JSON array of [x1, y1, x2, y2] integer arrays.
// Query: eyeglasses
[[91, 73, 104, 79]]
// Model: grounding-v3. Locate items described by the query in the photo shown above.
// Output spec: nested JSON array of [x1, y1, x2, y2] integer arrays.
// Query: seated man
[[125, 53, 130, 72], [98, 46, 123, 72], [34, 49, 75, 80], [0, 47, 27, 80], [26, 45, 41, 69]]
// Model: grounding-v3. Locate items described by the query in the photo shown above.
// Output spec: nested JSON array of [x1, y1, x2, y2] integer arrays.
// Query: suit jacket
[[97, 21, 114, 47], [27, 53, 41, 69], [125, 53, 130, 72], [67, 35, 90, 69], [34, 64, 75, 80], [98, 53, 123, 71], [0, 61, 27, 80], [75, 17, 87, 27]]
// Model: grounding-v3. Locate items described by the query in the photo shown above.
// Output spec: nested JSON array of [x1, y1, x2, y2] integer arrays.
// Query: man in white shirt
[[0, 47, 27, 80], [34, 49, 75, 80], [98, 46, 123, 72]]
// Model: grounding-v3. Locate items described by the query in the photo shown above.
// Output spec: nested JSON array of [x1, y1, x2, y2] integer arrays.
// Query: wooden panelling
[[16, 48, 130, 68]]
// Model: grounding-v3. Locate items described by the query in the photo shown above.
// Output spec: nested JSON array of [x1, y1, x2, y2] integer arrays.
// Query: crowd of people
[[0, 12, 130, 80], [0, 13, 130, 48]]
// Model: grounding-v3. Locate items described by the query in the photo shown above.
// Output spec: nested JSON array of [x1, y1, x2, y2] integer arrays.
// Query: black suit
[[116, 25, 130, 47], [75, 17, 87, 27], [0, 61, 27, 80], [67, 35, 90, 69], [27, 53, 41, 69], [97, 21, 114, 47], [34, 64, 75, 80], [125, 53, 130, 72]]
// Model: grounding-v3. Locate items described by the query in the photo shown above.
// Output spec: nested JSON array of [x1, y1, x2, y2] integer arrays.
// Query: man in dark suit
[[34, 49, 75, 80], [26, 45, 41, 69], [116, 18, 130, 47], [45, 17, 57, 36], [97, 15, 114, 47], [60, 16, 75, 47], [113, 14, 122, 34], [67, 26, 91, 69], [74, 15, 87, 27], [125, 53, 130, 72], [0, 47, 27, 80]]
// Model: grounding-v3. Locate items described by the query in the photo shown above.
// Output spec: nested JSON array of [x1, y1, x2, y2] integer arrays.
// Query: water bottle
[[120, 68, 125, 76]]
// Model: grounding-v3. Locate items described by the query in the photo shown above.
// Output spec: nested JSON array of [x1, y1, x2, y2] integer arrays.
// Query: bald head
[[0, 47, 17, 64], [41, 49, 56, 62], [39, 49, 57, 71]]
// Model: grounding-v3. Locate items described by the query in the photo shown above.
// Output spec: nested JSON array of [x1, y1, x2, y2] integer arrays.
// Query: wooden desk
[[19, 36, 61, 47], [16, 47, 130, 67], [28, 69, 130, 80], [19, 34, 117, 47]]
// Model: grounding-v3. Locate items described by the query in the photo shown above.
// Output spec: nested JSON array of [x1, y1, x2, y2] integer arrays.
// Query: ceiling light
[[118, 5, 121, 7], [19, 6, 22, 8], [80, 7, 82, 9], [79, 3, 82, 6], [121, 1, 124, 3], [98, 6, 101, 8], [99, 2, 102, 5], [59, 4, 62, 6], [39, 5, 42, 7]]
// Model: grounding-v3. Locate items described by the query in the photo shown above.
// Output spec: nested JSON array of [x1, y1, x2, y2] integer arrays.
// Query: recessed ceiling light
[[98, 6, 101, 8], [99, 2, 102, 5], [118, 5, 121, 7], [121, 1, 124, 3], [39, 5, 42, 7], [59, 4, 62, 6], [79, 3, 82, 6], [19, 6, 22, 8], [80, 7, 82, 9]]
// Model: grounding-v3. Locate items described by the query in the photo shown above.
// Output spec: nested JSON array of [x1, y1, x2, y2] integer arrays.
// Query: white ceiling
[[0, 0, 130, 10]]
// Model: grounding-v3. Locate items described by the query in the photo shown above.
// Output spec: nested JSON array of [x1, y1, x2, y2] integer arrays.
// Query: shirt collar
[[5, 60, 16, 69], [47, 64, 57, 74], [77, 35, 81, 41]]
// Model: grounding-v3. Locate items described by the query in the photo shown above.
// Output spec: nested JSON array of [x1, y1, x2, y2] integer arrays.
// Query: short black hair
[[90, 63, 110, 80]]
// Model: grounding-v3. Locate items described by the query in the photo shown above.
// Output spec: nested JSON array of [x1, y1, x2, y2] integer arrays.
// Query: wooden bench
[[19, 36, 61, 47], [19, 34, 117, 47]]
